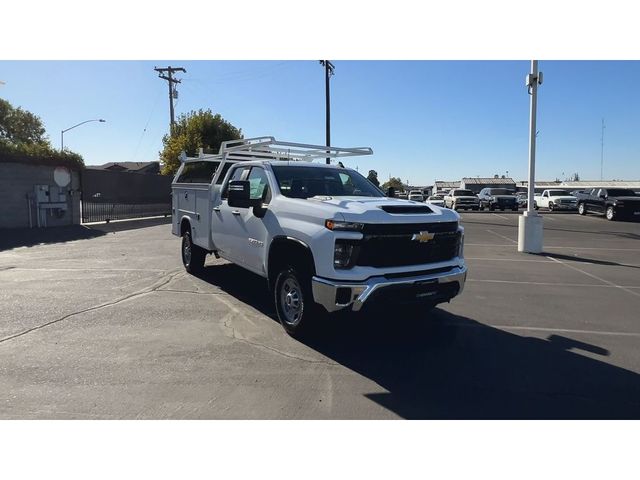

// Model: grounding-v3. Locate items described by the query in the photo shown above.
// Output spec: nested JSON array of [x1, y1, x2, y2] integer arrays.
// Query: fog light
[[336, 287, 352, 305]]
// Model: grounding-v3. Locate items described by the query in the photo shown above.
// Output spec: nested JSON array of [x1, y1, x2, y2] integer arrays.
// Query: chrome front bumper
[[311, 265, 467, 313]]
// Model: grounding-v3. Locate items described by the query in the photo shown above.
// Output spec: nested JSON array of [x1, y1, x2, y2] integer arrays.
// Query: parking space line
[[491, 213, 510, 220], [467, 278, 640, 288], [486, 229, 517, 244], [466, 257, 554, 263], [546, 256, 640, 299]]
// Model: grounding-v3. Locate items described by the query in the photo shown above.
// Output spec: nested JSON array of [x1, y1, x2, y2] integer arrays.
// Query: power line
[[601, 118, 605, 181], [154, 66, 186, 133]]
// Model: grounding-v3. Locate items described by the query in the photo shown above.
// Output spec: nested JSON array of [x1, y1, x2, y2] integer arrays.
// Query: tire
[[489, 204, 495, 211], [549, 203, 555, 211], [578, 202, 586, 215], [512, 207, 518, 212], [606, 206, 616, 221], [274, 265, 321, 337], [181, 230, 206, 274]]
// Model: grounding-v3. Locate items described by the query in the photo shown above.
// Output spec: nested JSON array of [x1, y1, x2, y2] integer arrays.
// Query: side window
[[221, 166, 250, 199], [176, 161, 219, 183], [247, 167, 272, 204]]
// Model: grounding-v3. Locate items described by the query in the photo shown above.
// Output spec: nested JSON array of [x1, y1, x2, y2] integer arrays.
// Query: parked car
[[172, 137, 467, 336], [533, 189, 578, 211], [478, 188, 518, 211], [575, 188, 640, 221], [516, 192, 528, 208], [443, 189, 480, 211], [408, 190, 424, 202], [426, 194, 445, 207]]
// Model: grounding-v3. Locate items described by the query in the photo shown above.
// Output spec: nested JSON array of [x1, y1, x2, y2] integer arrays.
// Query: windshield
[[606, 189, 636, 197], [453, 189, 474, 196], [489, 189, 513, 195], [548, 190, 571, 196], [271, 165, 385, 199], [428, 196, 443, 200]]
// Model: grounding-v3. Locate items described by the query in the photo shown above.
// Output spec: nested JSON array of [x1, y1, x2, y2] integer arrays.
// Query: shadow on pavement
[[0, 217, 171, 251], [198, 263, 640, 419], [541, 252, 640, 270]]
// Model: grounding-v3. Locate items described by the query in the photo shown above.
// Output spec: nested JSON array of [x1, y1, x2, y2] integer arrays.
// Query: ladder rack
[[179, 136, 373, 163]]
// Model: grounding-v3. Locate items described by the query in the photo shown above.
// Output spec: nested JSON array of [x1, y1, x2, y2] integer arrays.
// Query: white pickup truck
[[534, 189, 578, 211], [171, 137, 467, 336]]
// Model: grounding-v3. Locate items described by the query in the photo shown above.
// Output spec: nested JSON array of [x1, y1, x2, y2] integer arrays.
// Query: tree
[[570, 172, 580, 181], [367, 170, 380, 187], [159, 109, 243, 176], [0, 98, 84, 168], [381, 176, 405, 192]]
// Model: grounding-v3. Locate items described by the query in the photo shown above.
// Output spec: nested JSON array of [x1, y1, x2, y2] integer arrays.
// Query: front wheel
[[274, 266, 321, 337], [181, 230, 206, 274], [578, 202, 586, 215], [606, 206, 616, 221]]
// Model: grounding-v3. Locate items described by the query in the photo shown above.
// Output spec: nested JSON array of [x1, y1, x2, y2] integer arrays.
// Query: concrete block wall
[[0, 163, 81, 229]]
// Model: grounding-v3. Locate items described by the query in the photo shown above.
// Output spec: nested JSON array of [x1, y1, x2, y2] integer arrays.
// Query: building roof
[[87, 161, 159, 172], [434, 181, 460, 188], [462, 177, 516, 185]]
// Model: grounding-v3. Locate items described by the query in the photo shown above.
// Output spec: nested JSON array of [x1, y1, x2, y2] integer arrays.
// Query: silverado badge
[[411, 231, 435, 243]]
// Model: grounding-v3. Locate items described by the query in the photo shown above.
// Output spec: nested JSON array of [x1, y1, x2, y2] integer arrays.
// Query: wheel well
[[268, 238, 315, 290], [180, 218, 191, 236]]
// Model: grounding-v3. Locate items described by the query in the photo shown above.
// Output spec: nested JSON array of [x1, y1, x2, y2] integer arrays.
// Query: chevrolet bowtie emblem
[[411, 231, 435, 243]]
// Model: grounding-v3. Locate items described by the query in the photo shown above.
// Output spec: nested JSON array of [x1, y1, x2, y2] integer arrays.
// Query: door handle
[[213, 207, 221, 212], [232, 210, 241, 215], [184, 193, 188, 199]]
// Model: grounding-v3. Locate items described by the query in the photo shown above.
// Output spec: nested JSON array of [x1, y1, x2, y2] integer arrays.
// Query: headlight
[[334, 241, 355, 269], [325, 220, 364, 231], [458, 229, 465, 258]]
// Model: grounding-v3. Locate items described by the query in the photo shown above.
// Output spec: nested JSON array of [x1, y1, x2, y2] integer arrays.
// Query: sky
[[1, 60, 639, 185]]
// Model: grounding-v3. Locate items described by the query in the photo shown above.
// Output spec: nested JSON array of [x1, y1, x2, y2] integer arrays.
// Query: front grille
[[355, 230, 461, 268]]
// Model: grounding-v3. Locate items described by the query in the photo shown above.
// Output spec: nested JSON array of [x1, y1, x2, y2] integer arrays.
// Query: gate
[[81, 169, 172, 223]]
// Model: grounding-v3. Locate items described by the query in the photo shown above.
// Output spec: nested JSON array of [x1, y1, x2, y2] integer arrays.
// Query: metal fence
[[81, 169, 172, 223]]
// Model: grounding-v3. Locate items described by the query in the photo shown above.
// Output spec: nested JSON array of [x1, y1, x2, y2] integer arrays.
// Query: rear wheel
[[549, 203, 555, 211], [606, 206, 616, 221], [274, 265, 321, 337], [578, 202, 586, 215], [181, 230, 206, 274]]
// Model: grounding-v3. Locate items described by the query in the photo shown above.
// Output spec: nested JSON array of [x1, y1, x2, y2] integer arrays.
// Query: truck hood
[[611, 196, 640, 201], [309, 196, 459, 223]]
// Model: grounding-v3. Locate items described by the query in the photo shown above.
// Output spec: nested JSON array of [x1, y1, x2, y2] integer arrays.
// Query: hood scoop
[[379, 205, 433, 214]]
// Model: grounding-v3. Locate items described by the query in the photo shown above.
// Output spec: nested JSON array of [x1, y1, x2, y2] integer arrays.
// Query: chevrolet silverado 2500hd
[[171, 137, 467, 336]]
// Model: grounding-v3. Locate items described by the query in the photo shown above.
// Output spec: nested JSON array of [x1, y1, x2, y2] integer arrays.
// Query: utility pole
[[319, 60, 334, 164], [601, 118, 605, 181], [154, 66, 186, 134]]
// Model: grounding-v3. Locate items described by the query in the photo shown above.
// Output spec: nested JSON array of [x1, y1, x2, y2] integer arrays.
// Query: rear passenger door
[[211, 165, 251, 265]]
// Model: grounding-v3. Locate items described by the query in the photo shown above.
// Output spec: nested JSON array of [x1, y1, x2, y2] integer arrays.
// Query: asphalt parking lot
[[1, 212, 639, 419]]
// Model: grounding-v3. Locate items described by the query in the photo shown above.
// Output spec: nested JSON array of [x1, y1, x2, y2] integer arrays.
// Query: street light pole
[[61, 119, 106, 152], [518, 60, 544, 253]]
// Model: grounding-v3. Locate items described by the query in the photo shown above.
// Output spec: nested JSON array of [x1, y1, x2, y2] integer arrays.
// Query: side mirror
[[228, 180, 260, 208], [599, 194, 606, 199], [387, 187, 396, 198]]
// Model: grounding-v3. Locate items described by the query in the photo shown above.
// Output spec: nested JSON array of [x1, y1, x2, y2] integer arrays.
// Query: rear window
[[453, 189, 474, 196], [489, 189, 513, 195], [606, 189, 636, 197], [548, 190, 570, 196], [176, 161, 220, 184]]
